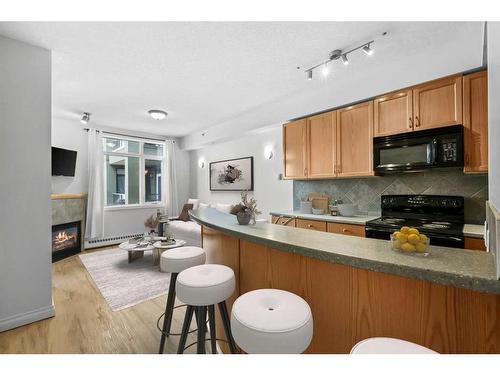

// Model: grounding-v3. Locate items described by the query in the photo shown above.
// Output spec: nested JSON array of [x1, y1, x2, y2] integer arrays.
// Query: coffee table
[[119, 241, 155, 263]]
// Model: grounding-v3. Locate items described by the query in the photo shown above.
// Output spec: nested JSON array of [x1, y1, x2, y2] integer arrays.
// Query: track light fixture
[[80, 112, 90, 124], [302, 33, 385, 80], [362, 44, 374, 56]]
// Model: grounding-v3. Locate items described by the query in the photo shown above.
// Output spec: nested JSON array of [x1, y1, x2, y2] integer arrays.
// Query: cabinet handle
[[342, 228, 350, 233], [304, 167, 308, 176], [409, 117, 413, 129], [415, 116, 420, 127], [465, 153, 470, 165], [307, 224, 313, 228]]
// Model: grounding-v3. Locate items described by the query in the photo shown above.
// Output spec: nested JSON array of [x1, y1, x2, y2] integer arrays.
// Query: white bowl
[[337, 204, 357, 217]]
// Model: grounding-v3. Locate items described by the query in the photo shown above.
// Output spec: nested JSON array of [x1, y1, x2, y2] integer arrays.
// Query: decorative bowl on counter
[[390, 226, 430, 256], [337, 203, 357, 217]]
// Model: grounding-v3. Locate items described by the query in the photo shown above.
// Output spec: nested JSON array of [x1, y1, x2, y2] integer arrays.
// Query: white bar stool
[[158, 246, 206, 354], [230, 289, 313, 354], [350, 337, 437, 354], [176, 264, 237, 354]]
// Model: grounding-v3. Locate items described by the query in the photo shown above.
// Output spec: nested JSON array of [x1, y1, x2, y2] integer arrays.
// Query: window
[[103, 136, 165, 207]]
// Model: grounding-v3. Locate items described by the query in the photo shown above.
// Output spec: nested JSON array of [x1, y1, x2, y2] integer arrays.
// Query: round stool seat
[[160, 246, 206, 274], [230, 289, 313, 354], [176, 264, 235, 306], [350, 337, 437, 354]]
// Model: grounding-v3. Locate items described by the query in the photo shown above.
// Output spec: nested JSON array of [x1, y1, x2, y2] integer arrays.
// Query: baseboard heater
[[84, 233, 142, 249]]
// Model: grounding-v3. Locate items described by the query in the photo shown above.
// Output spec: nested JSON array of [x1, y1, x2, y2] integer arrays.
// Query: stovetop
[[365, 217, 464, 236]]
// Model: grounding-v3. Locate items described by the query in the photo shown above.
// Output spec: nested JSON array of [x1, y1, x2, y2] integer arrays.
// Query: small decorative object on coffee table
[[233, 191, 261, 225]]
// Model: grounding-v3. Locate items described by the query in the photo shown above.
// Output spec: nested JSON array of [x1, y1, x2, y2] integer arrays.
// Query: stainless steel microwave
[[373, 125, 464, 174]]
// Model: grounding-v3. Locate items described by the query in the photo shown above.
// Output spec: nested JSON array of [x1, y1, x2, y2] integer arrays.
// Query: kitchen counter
[[191, 208, 499, 294], [464, 223, 485, 238], [270, 210, 378, 225], [272, 210, 486, 238]]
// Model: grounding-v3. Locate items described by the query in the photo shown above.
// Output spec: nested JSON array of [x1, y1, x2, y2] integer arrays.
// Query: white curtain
[[85, 129, 104, 239], [165, 139, 179, 218]]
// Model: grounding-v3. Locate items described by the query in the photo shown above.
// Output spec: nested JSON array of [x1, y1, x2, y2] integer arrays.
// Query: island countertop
[[190, 208, 500, 294]]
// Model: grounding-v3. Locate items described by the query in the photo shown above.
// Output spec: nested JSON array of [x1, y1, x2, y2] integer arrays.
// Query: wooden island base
[[202, 226, 500, 354]]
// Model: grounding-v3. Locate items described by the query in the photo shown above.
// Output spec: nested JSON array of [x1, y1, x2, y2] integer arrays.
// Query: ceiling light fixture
[[362, 44, 374, 56], [301, 33, 385, 80], [148, 109, 168, 121], [80, 112, 90, 125]]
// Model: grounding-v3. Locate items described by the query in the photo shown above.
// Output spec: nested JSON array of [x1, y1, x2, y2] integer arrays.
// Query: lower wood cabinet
[[327, 222, 365, 237], [296, 218, 327, 232], [464, 237, 486, 251]]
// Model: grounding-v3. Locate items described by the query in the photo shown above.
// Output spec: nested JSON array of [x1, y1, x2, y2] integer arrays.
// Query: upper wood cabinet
[[283, 119, 308, 179], [374, 89, 413, 137], [412, 75, 462, 131], [463, 70, 488, 173], [307, 112, 336, 178], [336, 101, 374, 177]]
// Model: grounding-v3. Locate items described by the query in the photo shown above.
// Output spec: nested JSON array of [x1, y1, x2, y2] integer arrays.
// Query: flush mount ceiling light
[[148, 109, 168, 121], [80, 112, 90, 124], [302, 33, 385, 81]]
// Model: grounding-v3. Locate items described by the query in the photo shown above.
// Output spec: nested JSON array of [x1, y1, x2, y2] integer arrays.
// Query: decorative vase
[[236, 210, 252, 225]]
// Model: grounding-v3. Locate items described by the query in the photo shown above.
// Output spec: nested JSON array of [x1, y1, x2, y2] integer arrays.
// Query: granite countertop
[[463, 224, 485, 238], [272, 210, 485, 238], [190, 208, 499, 294], [270, 210, 378, 225]]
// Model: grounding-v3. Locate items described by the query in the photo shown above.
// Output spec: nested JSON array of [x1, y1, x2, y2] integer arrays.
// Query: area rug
[[79, 247, 170, 311]]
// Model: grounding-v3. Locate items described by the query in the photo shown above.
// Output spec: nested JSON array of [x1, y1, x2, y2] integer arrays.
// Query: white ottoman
[[350, 337, 437, 354], [158, 246, 206, 354], [230, 289, 313, 354], [176, 264, 237, 354]]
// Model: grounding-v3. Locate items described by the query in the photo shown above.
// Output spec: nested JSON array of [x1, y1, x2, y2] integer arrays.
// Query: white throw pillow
[[215, 203, 232, 214], [199, 203, 209, 209], [187, 198, 200, 210]]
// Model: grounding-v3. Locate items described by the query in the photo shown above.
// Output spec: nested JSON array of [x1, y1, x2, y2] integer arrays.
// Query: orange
[[408, 233, 420, 245]]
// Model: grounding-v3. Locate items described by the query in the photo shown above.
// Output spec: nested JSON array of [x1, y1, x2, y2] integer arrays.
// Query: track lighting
[[80, 112, 90, 125], [301, 33, 385, 80], [362, 44, 374, 56], [321, 64, 330, 77]]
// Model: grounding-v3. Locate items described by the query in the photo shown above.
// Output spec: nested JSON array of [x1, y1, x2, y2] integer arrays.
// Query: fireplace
[[52, 221, 82, 262]]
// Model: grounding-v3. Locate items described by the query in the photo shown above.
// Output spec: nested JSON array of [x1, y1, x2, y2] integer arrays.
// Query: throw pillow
[[199, 203, 209, 209], [178, 203, 194, 221], [215, 203, 232, 214], [187, 198, 200, 210]]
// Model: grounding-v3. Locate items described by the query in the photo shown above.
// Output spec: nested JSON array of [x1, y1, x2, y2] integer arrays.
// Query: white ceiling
[[0, 22, 484, 146]]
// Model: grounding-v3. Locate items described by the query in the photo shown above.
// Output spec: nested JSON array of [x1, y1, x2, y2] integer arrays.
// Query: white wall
[[190, 126, 293, 218], [0, 36, 53, 331], [51, 117, 88, 194], [488, 22, 500, 209]]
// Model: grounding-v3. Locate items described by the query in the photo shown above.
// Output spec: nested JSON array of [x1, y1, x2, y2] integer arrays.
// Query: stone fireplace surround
[[51, 194, 87, 261]]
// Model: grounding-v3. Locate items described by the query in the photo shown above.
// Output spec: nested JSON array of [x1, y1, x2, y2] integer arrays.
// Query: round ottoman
[[350, 337, 437, 354], [230, 289, 313, 354]]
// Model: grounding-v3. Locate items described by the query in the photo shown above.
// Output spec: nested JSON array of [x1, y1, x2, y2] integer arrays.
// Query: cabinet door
[[373, 89, 413, 137], [296, 219, 327, 232], [307, 111, 336, 178], [463, 70, 488, 173], [283, 119, 308, 179], [327, 222, 365, 237], [336, 101, 374, 177], [412, 75, 462, 131], [464, 237, 486, 251]]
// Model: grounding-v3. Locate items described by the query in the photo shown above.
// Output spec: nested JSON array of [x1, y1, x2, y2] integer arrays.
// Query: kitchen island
[[190, 208, 500, 353]]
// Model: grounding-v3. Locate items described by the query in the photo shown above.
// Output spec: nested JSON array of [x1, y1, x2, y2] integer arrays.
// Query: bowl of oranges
[[391, 226, 430, 256]]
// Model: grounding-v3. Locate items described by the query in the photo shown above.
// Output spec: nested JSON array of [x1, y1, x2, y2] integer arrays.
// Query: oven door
[[374, 137, 437, 173]]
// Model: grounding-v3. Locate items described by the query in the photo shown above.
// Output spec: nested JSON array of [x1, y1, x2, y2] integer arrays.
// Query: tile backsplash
[[293, 168, 488, 224]]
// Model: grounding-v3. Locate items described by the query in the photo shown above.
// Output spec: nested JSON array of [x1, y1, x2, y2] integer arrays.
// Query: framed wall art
[[209, 156, 254, 191]]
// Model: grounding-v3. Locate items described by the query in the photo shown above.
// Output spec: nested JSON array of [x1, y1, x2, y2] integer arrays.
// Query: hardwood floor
[[0, 248, 202, 354]]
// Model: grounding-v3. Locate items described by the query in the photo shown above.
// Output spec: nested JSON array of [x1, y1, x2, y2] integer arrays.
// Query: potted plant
[[233, 191, 261, 225]]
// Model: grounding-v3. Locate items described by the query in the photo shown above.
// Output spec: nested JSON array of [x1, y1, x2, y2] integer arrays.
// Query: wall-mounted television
[[52, 147, 77, 177]]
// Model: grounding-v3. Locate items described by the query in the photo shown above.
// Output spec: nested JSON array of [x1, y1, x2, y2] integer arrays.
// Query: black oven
[[373, 125, 463, 174]]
